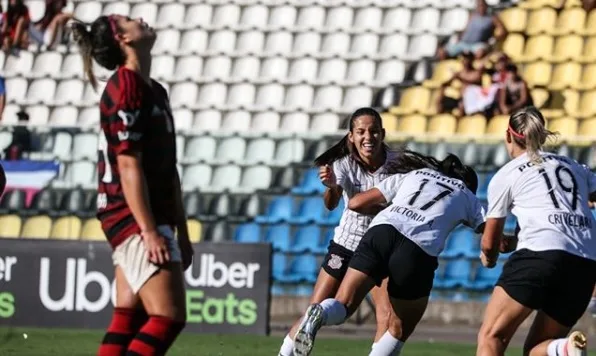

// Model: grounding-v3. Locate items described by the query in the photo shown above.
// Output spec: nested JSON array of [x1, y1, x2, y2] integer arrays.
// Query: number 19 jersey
[[486, 152, 596, 261], [369, 168, 486, 257]]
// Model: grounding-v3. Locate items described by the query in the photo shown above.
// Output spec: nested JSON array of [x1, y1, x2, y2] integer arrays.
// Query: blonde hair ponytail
[[508, 106, 557, 164]]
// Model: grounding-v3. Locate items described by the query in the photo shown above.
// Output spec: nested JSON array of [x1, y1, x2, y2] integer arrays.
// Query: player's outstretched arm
[[480, 218, 505, 268], [348, 188, 387, 214]]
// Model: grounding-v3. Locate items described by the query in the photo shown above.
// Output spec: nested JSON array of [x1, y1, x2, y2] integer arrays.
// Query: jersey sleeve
[[104, 71, 145, 155], [467, 193, 487, 232], [374, 174, 405, 203], [486, 172, 512, 219], [333, 158, 348, 188]]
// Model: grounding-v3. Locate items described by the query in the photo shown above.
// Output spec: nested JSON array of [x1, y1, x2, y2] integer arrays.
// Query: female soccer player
[[72, 15, 193, 356], [278, 107, 395, 356], [476, 106, 596, 356], [294, 152, 486, 356]]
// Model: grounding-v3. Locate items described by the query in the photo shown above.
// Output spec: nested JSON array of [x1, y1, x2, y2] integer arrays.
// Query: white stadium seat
[[264, 31, 293, 56], [212, 4, 241, 28], [4, 51, 33, 76], [347, 59, 376, 84], [178, 30, 208, 56], [215, 137, 247, 164], [268, 5, 297, 30], [240, 4, 269, 29], [325, 6, 354, 31], [311, 113, 340, 132], [102, 2, 130, 17], [255, 84, 285, 110], [25, 105, 50, 126], [130, 3, 158, 26], [172, 109, 193, 133], [375, 60, 407, 85], [176, 136, 185, 162], [221, 111, 252, 132], [244, 138, 275, 164], [169, 82, 198, 109], [351, 33, 379, 56], [5, 78, 28, 104], [318, 58, 347, 84], [49, 106, 79, 127], [1, 105, 20, 125], [152, 29, 180, 55], [26, 79, 56, 105], [353, 7, 383, 32], [409, 8, 441, 35], [54, 79, 85, 106], [231, 57, 261, 81], [72, 133, 98, 161], [31, 52, 63, 78], [208, 164, 242, 192], [26, 0, 45, 22], [78, 107, 100, 127], [383, 7, 412, 31], [320, 33, 350, 56], [440, 8, 471, 35], [260, 57, 288, 82], [274, 138, 305, 165], [207, 30, 236, 54], [293, 32, 321, 56], [193, 110, 222, 131], [182, 164, 212, 192], [288, 58, 318, 83], [150, 55, 175, 81], [296, 6, 326, 30], [183, 136, 217, 163], [183, 4, 212, 29], [59, 54, 84, 79], [343, 87, 373, 112], [236, 30, 265, 55], [235, 166, 272, 193], [279, 112, 310, 133], [202, 56, 232, 80], [379, 33, 409, 58], [155, 3, 185, 29], [251, 112, 281, 132], [173, 56, 202, 82], [74, 2, 102, 24], [284, 85, 314, 111], [197, 83, 228, 108], [226, 84, 256, 109]]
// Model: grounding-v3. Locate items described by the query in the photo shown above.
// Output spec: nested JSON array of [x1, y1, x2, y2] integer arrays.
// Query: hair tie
[[508, 124, 525, 139]]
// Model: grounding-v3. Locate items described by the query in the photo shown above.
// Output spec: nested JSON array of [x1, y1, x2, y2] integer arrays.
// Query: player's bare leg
[[370, 278, 392, 347], [294, 268, 376, 356], [477, 286, 533, 356], [98, 267, 146, 356], [127, 263, 187, 355], [279, 269, 342, 356], [523, 311, 586, 356]]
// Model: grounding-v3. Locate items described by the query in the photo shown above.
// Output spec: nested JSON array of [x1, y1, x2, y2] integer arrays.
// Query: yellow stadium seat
[[389, 87, 431, 115], [551, 8, 586, 35], [187, 219, 202, 243], [397, 115, 427, 136], [500, 7, 527, 32], [456, 115, 487, 136], [519, 0, 560, 9], [525, 8, 558, 36], [486, 115, 510, 137], [501, 34, 525, 62], [21, 216, 52, 239], [578, 117, 596, 139], [50, 216, 82, 240], [549, 63, 582, 90], [531, 88, 550, 108], [422, 60, 462, 89], [80, 219, 105, 241], [569, 90, 596, 118], [576, 64, 596, 91], [563, 0, 583, 8], [0, 215, 21, 238], [519, 35, 553, 63], [542, 90, 579, 119], [577, 36, 596, 63], [381, 112, 398, 132], [523, 61, 552, 88], [549, 35, 584, 63], [548, 117, 579, 139], [427, 114, 457, 138], [580, 10, 596, 35]]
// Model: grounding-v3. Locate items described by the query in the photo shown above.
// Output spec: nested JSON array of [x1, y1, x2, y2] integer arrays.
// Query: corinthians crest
[[327, 254, 343, 270]]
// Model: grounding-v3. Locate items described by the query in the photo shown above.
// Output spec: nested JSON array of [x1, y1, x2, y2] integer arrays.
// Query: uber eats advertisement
[[0, 239, 272, 335]]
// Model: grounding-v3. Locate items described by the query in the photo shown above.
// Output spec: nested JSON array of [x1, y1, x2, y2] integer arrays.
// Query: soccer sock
[[126, 316, 185, 356], [278, 334, 294, 356], [546, 338, 567, 356], [587, 297, 596, 315], [98, 308, 147, 356], [319, 298, 347, 326], [369, 331, 404, 356]]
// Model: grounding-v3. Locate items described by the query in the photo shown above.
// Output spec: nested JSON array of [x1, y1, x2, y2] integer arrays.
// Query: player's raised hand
[[319, 165, 337, 188], [142, 230, 170, 265], [480, 251, 497, 269]]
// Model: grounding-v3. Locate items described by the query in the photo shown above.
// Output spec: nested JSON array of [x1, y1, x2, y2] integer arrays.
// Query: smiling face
[[348, 115, 385, 163]]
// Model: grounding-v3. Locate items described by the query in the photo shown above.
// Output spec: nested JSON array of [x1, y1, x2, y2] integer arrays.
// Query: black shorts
[[349, 224, 438, 300], [497, 248, 596, 327], [321, 240, 354, 281]]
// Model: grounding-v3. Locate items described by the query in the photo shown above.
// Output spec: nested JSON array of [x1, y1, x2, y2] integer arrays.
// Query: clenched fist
[[319, 165, 337, 188]]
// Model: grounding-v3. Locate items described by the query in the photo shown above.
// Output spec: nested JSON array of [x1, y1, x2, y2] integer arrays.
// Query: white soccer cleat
[[293, 304, 324, 356], [565, 331, 588, 356]]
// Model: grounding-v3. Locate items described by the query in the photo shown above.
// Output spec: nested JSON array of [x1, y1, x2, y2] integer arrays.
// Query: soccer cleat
[[293, 304, 324, 356], [565, 331, 588, 356]]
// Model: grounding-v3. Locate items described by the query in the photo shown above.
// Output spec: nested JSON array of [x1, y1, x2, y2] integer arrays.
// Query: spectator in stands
[[496, 64, 533, 116], [0, 76, 6, 121], [437, 0, 507, 60], [29, 0, 72, 49], [4, 110, 32, 160], [436, 51, 482, 116], [490, 53, 510, 85], [1, 0, 31, 52]]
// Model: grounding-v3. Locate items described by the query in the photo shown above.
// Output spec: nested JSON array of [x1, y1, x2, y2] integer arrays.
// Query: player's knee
[[375, 303, 392, 329], [477, 323, 509, 348]]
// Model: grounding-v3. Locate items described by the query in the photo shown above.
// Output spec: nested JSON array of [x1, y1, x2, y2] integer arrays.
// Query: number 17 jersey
[[487, 152, 596, 261]]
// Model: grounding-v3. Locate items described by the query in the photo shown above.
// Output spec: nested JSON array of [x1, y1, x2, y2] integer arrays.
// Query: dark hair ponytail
[[438, 154, 478, 194], [314, 107, 387, 167]]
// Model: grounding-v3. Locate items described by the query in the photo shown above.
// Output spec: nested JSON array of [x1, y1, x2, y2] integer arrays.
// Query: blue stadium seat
[[469, 262, 504, 291], [290, 225, 321, 253], [295, 284, 314, 297], [477, 172, 495, 201], [319, 199, 345, 226], [291, 169, 325, 195], [271, 283, 285, 296], [255, 196, 294, 224], [288, 197, 325, 224], [437, 259, 472, 289], [233, 223, 261, 243], [272, 253, 289, 282], [265, 224, 291, 252], [314, 229, 334, 254], [441, 226, 478, 259], [285, 254, 318, 283]]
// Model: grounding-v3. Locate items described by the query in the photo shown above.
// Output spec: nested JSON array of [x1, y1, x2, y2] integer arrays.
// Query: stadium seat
[[251, 111, 281, 132], [550, 35, 584, 63], [526, 7, 557, 36], [178, 30, 208, 56], [0, 189, 26, 214], [236, 166, 272, 193], [469, 262, 504, 291], [320, 33, 350, 56], [288, 197, 326, 225], [51, 216, 82, 240], [441, 227, 478, 259], [548, 117, 578, 138], [291, 169, 325, 195], [437, 259, 472, 289], [155, 3, 185, 30], [187, 219, 202, 243], [499, 7, 527, 33], [477, 172, 495, 201], [486, 115, 509, 137], [457, 115, 487, 136], [183, 136, 217, 164], [519, 35, 553, 63], [183, 4, 212, 29], [130, 3, 157, 27], [4, 50, 33, 76], [319, 199, 345, 226], [255, 196, 294, 224], [208, 165, 242, 192], [274, 138, 305, 165], [240, 4, 268, 29], [427, 114, 457, 138], [326, 6, 353, 31], [553, 7, 586, 36], [398, 115, 427, 136], [21, 215, 52, 239], [80, 219, 104, 241], [173, 56, 202, 82], [181, 164, 212, 192], [102, 2, 130, 17], [0, 215, 21, 238], [221, 111, 252, 132], [74, 1, 101, 23], [272, 253, 289, 282], [31, 51, 63, 78], [214, 137, 246, 164], [286, 254, 318, 283], [234, 223, 261, 243], [310, 113, 340, 133], [265, 224, 291, 252], [290, 225, 322, 253]]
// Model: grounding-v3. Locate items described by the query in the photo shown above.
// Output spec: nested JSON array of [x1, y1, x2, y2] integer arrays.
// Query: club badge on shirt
[[328, 254, 343, 270]]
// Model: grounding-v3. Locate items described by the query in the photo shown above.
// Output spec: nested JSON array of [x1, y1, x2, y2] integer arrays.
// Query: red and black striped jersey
[[97, 67, 178, 249]]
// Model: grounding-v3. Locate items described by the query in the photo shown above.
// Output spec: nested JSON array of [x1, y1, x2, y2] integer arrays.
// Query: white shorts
[[112, 225, 182, 294]]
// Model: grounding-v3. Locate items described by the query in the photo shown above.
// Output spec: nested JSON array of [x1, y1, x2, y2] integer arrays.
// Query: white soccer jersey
[[332, 153, 396, 251], [486, 152, 596, 261], [369, 168, 486, 257]]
